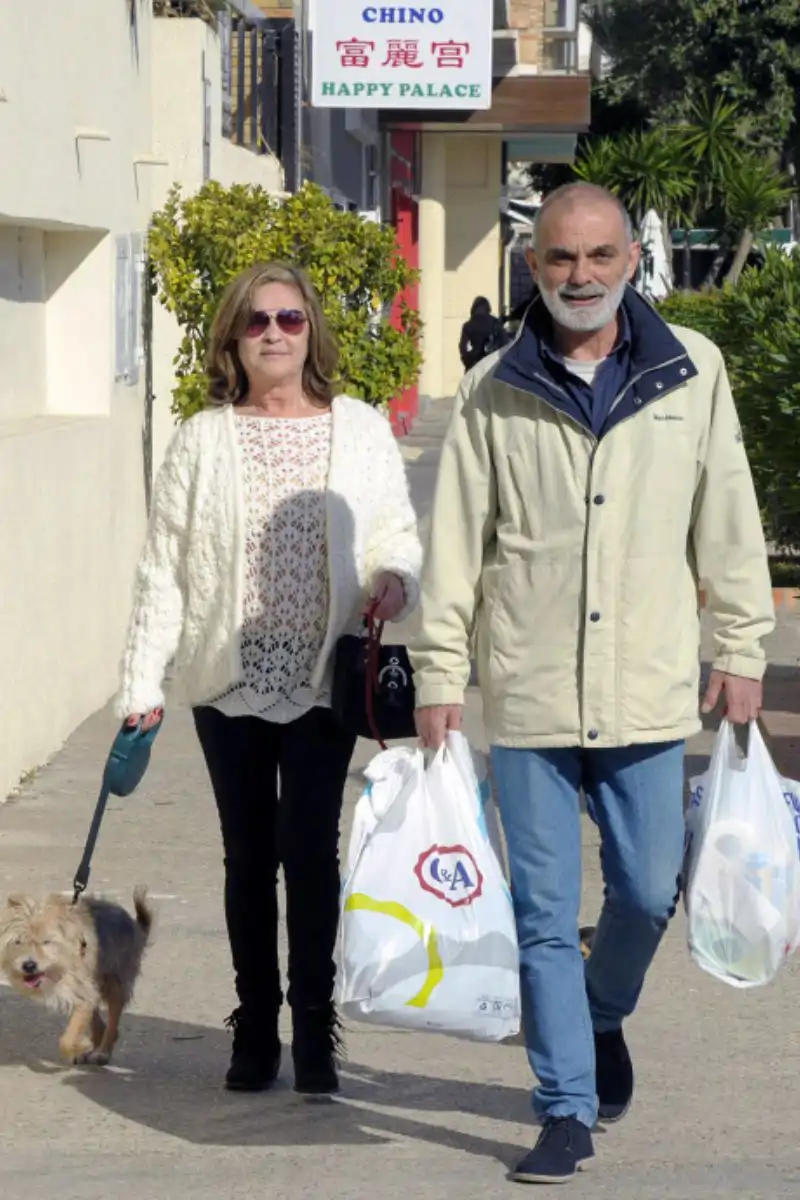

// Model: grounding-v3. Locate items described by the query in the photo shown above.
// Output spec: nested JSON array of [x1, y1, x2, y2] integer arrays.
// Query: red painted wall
[[387, 131, 420, 436]]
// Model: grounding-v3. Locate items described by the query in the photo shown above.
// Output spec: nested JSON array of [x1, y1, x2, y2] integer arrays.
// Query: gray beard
[[539, 276, 628, 333]]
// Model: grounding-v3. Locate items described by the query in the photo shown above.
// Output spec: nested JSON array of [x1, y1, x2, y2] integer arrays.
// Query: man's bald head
[[525, 183, 640, 336], [533, 183, 633, 251]]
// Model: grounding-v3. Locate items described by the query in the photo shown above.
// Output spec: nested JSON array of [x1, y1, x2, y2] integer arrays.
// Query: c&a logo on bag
[[414, 845, 484, 908]]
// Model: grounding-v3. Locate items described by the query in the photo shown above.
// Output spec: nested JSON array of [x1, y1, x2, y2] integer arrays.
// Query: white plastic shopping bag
[[336, 732, 521, 1041], [684, 719, 800, 988]]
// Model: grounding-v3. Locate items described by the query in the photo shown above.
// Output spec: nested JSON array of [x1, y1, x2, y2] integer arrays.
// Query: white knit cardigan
[[115, 396, 423, 718]]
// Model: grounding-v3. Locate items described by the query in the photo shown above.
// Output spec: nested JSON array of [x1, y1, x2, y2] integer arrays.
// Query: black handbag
[[332, 602, 416, 748]]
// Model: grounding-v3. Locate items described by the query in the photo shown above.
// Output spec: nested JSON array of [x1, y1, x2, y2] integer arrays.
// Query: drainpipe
[[142, 260, 155, 518]]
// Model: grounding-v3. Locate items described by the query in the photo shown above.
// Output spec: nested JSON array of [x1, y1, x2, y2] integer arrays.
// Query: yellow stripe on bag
[[345, 893, 444, 1008]]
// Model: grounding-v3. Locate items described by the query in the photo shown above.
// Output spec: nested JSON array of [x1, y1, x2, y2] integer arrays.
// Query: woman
[[458, 295, 508, 372], [116, 262, 422, 1096]]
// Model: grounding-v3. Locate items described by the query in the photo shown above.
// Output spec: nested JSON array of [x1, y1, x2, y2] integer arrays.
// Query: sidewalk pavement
[[0, 402, 799, 1199]]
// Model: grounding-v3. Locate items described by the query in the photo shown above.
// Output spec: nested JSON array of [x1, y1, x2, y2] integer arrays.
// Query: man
[[409, 183, 775, 1184]]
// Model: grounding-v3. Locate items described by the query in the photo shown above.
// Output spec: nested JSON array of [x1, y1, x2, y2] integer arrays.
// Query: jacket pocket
[[478, 557, 583, 739], [618, 555, 700, 734]]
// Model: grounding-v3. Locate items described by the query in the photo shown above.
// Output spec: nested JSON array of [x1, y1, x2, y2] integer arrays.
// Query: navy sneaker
[[595, 1027, 634, 1122], [511, 1117, 594, 1184]]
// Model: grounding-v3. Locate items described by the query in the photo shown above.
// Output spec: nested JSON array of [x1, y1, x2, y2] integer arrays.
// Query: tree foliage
[[574, 129, 695, 226], [148, 181, 421, 420], [658, 249, 800, 551], [588, 0, 800, 162], [569, 100, 792, 285]]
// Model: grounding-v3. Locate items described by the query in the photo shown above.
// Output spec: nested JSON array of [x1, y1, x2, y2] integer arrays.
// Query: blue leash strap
[[71, 718, 162, 904], [72, 775, 113, 904]]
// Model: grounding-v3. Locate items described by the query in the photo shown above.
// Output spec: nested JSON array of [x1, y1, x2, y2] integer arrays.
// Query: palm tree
[[722, 155, 794, 283], [679, 94, 744, 196], [676, 94, 746, 288], [571, 138, 622, 194], [574, 130, 696, 287]]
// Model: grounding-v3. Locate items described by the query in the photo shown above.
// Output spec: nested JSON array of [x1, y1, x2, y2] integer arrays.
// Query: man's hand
[[415, 705, 463, 751], [701, 671, 763, 724]]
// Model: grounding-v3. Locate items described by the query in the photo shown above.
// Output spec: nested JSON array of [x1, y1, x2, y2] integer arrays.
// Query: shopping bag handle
[[727, 716, 772, 761]]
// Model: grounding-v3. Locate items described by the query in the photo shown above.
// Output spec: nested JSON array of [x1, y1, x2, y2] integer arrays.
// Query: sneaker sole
[[510, 1161, 593, 1185], [598, 1100, 631, 1124]]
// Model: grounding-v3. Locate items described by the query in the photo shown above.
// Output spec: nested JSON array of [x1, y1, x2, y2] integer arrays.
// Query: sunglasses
[[244, 309, 308, 337]]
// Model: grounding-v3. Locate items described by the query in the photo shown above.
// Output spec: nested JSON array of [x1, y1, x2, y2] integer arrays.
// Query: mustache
[[557, 284, 609, 300]]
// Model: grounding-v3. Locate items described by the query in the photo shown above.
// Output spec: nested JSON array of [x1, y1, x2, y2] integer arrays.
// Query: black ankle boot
[[291, 1004, 344, 1096], [224, 1007, 281, 1092]]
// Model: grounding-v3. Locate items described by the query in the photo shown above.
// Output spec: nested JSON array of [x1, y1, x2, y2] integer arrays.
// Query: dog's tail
[[132, 886, 154, 943]]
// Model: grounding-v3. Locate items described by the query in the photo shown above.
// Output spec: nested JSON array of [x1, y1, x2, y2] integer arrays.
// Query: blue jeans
[[491, 741, 685, 1129]]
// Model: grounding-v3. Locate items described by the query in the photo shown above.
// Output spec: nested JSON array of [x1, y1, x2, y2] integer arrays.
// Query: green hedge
[[658, 250, 800, 553]]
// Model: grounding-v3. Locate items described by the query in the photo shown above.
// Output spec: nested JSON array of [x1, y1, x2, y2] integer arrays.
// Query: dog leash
[[72, 718, 162, 904]]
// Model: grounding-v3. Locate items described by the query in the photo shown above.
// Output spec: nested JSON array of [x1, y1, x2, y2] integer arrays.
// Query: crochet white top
[[114, 396, 422, 721], [212, 412, 333, 723]]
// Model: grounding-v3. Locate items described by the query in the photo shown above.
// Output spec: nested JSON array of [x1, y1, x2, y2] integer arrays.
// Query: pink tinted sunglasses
[[244, 308, 308, 337]]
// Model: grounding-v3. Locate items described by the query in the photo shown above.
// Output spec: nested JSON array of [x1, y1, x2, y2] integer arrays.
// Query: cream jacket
[[410, 309, 775, 749], [116, 396, 422, 718]]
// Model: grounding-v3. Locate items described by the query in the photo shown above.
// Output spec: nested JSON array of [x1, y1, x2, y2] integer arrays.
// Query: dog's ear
[[43, 893, 70, 908], [5, 895, 35, 914]]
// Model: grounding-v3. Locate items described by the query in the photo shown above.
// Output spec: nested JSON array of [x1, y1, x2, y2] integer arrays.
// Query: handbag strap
[[365, 601, 388, 750]]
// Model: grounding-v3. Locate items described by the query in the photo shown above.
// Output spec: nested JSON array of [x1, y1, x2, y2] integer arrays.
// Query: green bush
[[148, 181, 422, 420], [657, 291, 726, 346], [658, 250, 800, 552]]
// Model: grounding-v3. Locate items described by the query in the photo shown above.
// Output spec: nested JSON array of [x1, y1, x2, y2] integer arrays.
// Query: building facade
[[294, 0, 591, 424], [0, 0, 285, 798], [381, 0, 591, 410]]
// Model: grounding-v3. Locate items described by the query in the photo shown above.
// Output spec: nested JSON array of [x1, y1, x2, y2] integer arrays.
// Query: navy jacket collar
[[494, 285, 698, 439]]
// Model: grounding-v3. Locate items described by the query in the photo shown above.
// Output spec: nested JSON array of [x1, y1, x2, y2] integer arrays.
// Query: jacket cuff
[[711, 653, 767, 682], [113, 682, 166, 721], [371, 560, 420, 624], [413, 679, 467, 708]]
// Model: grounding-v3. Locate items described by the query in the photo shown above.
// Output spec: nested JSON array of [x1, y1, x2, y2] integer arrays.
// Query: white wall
[[46, 231, 112, 417], [0, 227, 47, 421], [418, 134, 503, 401], [443, 137, 503, 396], [0, 7, 283, 798], [0, 0, 154, 797], [150, 19, 284, 466], [0, 3, 153, 232]]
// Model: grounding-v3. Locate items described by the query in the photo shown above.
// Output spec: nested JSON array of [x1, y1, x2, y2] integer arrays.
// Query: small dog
[[0, 887, 153, 1065]]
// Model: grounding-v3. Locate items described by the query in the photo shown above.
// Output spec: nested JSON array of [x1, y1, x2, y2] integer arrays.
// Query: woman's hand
[[126, 708, 164, 732], [368, 572, 407, 622]]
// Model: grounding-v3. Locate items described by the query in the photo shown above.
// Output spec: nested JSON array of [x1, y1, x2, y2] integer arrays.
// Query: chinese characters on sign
[[336, 39, 471, 70], [311, 1, 493, 110]]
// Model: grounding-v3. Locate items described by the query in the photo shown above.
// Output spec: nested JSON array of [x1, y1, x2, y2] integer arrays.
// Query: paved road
[[0, 402, 798, 1198]]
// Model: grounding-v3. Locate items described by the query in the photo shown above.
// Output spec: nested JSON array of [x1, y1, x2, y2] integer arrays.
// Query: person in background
[[459, 296, 509, 371], [115, 262, 422, 1098]]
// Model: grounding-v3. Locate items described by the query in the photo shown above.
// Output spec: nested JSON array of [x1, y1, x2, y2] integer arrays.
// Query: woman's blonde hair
[[206, 262, 339, 406]]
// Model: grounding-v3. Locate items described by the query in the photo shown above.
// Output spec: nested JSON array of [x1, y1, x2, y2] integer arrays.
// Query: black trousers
[[193, 705, 357, 1017]]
